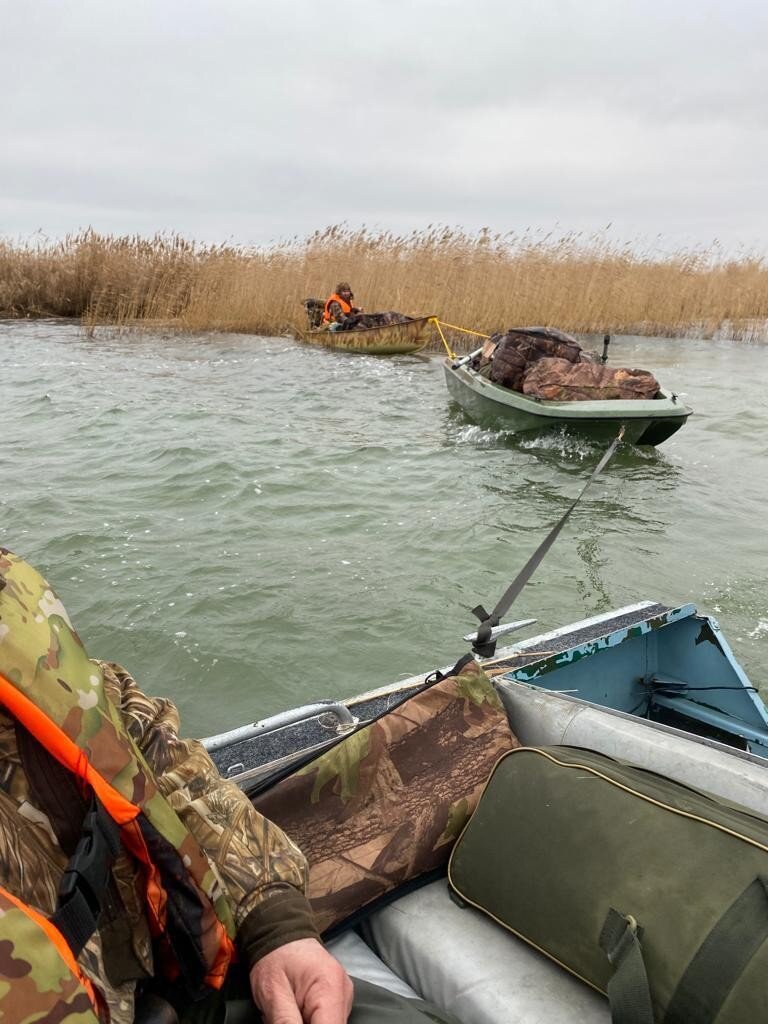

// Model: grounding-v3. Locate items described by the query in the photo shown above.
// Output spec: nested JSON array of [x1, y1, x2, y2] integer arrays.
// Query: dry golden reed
[[1, 227, 767, 346]]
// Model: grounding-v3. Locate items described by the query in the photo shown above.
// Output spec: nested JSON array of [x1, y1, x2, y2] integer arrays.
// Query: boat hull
[[443, 359, 691, 445], [296, 315, 437, 355]]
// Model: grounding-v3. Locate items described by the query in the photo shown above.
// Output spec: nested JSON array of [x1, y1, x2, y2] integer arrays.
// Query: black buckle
[[52, 797, 122, 956]]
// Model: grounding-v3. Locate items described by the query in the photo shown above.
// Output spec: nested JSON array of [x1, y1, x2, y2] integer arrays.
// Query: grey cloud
[[1, 0, 767, 249]]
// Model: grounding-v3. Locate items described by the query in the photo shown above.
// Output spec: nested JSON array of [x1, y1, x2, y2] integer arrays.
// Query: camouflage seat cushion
[[253, 659, 517, 934]]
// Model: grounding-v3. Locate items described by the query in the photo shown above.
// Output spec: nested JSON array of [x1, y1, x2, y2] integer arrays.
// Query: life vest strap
[[51, 796, 122, 957]]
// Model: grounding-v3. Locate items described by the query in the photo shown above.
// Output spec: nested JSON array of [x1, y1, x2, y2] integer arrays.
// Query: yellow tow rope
[[428, 317, 491, 361]]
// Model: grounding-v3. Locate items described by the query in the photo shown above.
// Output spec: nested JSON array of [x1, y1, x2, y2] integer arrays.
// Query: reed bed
[[1, 227, 767, 346]]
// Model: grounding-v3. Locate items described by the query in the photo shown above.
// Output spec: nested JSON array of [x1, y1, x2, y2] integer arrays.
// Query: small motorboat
[[444, 349, 692, 445]]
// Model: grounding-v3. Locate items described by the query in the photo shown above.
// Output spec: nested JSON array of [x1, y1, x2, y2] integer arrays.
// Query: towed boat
[[444, 350, 692, 445], [295, 315, 437, 355], [203, 600, 768, 1023]]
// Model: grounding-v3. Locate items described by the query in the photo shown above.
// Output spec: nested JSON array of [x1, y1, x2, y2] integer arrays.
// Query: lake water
[[2, 320, 766, 738]]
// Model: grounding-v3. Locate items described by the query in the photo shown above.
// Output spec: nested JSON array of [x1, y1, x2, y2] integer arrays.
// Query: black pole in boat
[[601, 334, 611, 364]]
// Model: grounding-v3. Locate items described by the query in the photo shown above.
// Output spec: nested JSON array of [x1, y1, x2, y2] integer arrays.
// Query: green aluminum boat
[[444, 352, 692, 445]]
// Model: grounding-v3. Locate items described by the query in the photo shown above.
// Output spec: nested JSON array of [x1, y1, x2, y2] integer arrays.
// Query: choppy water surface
[[2, 320, 766, 737]]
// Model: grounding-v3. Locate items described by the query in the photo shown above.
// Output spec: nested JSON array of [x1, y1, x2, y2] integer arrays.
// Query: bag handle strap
[[599, 909, 654, 1024], [664, 875, 768, 1024], [601, 877, 768, 1024]]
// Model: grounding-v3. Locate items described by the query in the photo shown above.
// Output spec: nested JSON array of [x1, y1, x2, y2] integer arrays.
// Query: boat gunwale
[[208, 601, 768, 787]]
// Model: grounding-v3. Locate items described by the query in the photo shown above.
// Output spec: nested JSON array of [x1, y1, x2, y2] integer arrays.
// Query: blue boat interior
[[500, 604, 768, 757]]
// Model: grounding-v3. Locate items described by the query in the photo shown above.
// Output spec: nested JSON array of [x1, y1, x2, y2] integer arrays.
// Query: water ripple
[[1, 323, 766, 735]]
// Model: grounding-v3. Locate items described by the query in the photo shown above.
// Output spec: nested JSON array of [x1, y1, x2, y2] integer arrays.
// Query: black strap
[[50, 797, 122, 957], [471, 427, 625, 656], [599, 908, 654, 1024], [664, 875, 768, 1024], [424, 652, 476, 686]]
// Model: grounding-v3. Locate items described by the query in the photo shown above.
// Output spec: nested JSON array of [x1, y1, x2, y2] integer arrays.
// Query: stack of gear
[[480, 328, 585, 391], [474, 327, 659, 402], [303, 298, 326, 329]]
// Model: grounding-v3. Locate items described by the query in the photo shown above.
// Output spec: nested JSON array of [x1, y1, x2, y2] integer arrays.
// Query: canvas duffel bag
[[448, 745, 768, 1024]]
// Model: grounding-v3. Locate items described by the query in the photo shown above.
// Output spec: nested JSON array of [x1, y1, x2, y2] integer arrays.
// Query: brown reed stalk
[[1, 227, 767, 344]]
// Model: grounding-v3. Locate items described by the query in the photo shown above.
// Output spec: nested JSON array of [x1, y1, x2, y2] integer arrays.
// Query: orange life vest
[[322, 293, 353, 324], [0, 884, 101, 1024], [0, 550, 235, 998]]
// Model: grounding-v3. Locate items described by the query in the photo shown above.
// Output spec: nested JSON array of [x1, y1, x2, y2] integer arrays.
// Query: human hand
[[249, 938, 354, 1024]]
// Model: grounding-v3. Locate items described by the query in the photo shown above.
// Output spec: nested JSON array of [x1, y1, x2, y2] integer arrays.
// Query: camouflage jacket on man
[[326, 299, 361, 325], [0, 661, 319, 1024]]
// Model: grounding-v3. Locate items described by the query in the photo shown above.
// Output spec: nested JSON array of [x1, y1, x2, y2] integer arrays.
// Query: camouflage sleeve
[[327, 300, 344, 323], [101, 662, 321, 964]]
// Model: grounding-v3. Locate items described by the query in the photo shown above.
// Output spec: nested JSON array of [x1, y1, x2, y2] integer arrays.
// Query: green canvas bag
[[448, 745, 768, 1024]]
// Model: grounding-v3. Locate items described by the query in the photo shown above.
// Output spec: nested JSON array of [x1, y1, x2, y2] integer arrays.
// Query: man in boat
[[0, 547, 353, 1024], [322, 283, 362, 331], [321, 286, 414, 334], [0, 549, 458, 1024]]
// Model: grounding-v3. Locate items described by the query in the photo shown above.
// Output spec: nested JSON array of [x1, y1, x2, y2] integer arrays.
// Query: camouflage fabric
[[0, 549, 236, 981], [488, 327, 585, 392], [326, 298, 361, 325], [337, 312, 412, 331], [0, 887, 99, 1024], [0, 549, 315, 1024], [302, 298, 326, 329], [522, 358, 660, 401], [253, 658, 518, 934]]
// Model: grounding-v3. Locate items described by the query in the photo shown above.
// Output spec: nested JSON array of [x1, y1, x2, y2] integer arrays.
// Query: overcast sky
[[2, 0, 767, 252]]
